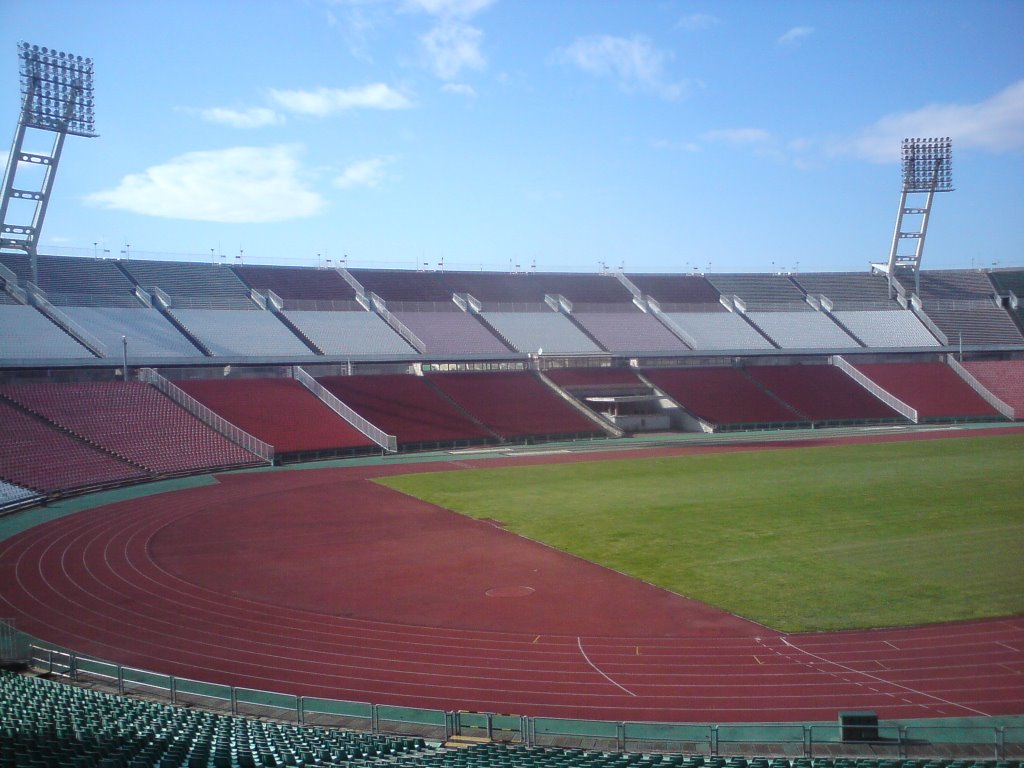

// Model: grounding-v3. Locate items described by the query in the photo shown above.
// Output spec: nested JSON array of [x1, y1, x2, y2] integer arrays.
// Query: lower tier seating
[[853, 362, 1003, 419], [0, 381, 261, 474], [427, 371, 603, 439], [176, 377, 378, 454], [318, 373, 495, 446], [642, 367, 801, 427]]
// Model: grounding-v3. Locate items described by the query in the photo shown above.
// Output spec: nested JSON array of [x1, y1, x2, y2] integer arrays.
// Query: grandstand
[[1, 256, 1022, 764]]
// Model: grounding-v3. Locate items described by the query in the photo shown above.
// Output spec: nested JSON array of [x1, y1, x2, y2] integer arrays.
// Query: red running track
[[1, 447, 1022, 723]]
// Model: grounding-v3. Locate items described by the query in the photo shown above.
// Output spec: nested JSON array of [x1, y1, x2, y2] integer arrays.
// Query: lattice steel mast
[[871, 137, 954, 298], [0, 42, 96, 284]]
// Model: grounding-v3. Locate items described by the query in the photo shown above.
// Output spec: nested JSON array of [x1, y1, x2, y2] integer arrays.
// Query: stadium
[[1, 35, 1024, 768]]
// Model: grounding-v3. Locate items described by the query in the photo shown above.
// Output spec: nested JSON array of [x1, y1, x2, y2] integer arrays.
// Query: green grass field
[[378, 433, 1024, 632]]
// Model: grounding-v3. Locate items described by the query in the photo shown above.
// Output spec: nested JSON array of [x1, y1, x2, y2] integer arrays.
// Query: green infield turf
[[378, 433, 1024, 632]]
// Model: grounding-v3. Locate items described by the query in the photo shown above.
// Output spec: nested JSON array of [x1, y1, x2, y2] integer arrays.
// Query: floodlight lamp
[[17, 40, 96, 137], [900, 136, 953, 193]]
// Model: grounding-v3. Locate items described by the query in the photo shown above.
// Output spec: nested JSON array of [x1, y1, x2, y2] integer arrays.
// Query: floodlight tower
[[0, 42, 97, 284], [871, 137, 954, 298]]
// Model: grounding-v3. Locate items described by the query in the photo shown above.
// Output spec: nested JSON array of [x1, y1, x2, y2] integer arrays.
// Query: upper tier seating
[[0, 254, 142, 307], [0, 381, 260, 474], [707, 274, 810, 310], [626, 273, 723, 309], [0, 305, 94, 360], [318, 373, 495, 445], [234, 264, 360, 308], [854, 361, 1003, 419], [573, 311, 691, 353], [0, 479, 40, 508], [439, 270, 559, 305], [744, 364, 903, 422], [169, 308, 315, 356], [746, 311, 860, 349], [0, 289, 16, 305], [642, 366, 801, 426], [120, 259, 256, 309], [912, 270, 1023, 346], [283, 309, 416, 355], [0, 398, 148, 492], [60, 306, 204, 358], [349, 268, 453, 303], [664, 311, 774, 350], [426, 371, 603, 438], [176, 377, 377, 454], [483, 311, 604, 354], [832, 310, 941, 347], [394, 310, 512, 355], [962, 360, 1024, 417], [988, 269, 1024, 333], [792, 272, 897, 309]]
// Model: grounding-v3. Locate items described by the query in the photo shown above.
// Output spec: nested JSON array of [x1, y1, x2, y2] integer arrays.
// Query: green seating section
[[0, 671, 429, 767], [2, 671, 1020, 768]]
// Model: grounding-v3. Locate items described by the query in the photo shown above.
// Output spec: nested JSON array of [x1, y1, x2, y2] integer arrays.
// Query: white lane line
[[577, 638, 636, 697], [780, 637, 990, 717]]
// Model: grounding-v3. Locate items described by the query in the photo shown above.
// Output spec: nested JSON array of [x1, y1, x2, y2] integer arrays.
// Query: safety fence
[[23, 644, 1022, 759]]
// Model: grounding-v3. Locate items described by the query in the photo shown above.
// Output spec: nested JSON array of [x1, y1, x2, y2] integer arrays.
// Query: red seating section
[[177, 378, 376, 454], [427, 371, 602, 438], [0, 382, 259, 474], [318, 374, 493, 445], [963, 360, 1024, 417], [643, 367, 799, 426], [744, 365, 902, 421], [0, 399, 147, 493], [545, 367, 647, 389], [854, 362, 1002, 419]]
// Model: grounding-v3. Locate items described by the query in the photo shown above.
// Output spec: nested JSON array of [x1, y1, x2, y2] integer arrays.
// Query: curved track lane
[[1, 455, 1021, 723]]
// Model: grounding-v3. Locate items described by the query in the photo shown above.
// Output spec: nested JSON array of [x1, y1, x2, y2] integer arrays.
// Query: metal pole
[[122, 335, 128, 381]]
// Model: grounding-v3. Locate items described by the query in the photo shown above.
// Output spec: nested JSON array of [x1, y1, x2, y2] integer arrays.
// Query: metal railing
[[292, 367, 397, 452], [946, 354, 1015, 420], [831, 355, 918, 423], [138, 368, 274, 463], [910, 304, 950, 345], [23, 643, 1020, 759], [26, 283, 108, 358], [368, 293, 427, 354]]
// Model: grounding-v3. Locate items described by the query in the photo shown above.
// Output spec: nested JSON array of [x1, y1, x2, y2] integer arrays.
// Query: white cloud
[[703, 128, 774, 145], [562, 35, 685, 101], [84, 145, 324, 223], [405, 0, 495, 17], [199, 106, 283, 129], [269, 84, 412, 116], [421, 19, 486, 80], [442, 82, 477, 97], [778, 26, 814, 46], [334, 156, 396, 189], [838, 80, 1024, 162], [677, 13, 720, 31]]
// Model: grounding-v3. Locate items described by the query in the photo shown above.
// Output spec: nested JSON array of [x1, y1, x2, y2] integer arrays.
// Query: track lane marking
[[577, 637, 636, 697]]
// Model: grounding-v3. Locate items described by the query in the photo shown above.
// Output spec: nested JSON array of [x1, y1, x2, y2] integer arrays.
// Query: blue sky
[[1, 0, 1022, 274]]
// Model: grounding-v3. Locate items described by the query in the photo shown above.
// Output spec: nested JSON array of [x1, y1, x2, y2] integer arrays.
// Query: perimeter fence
[[19, 642, 1023, 760]]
